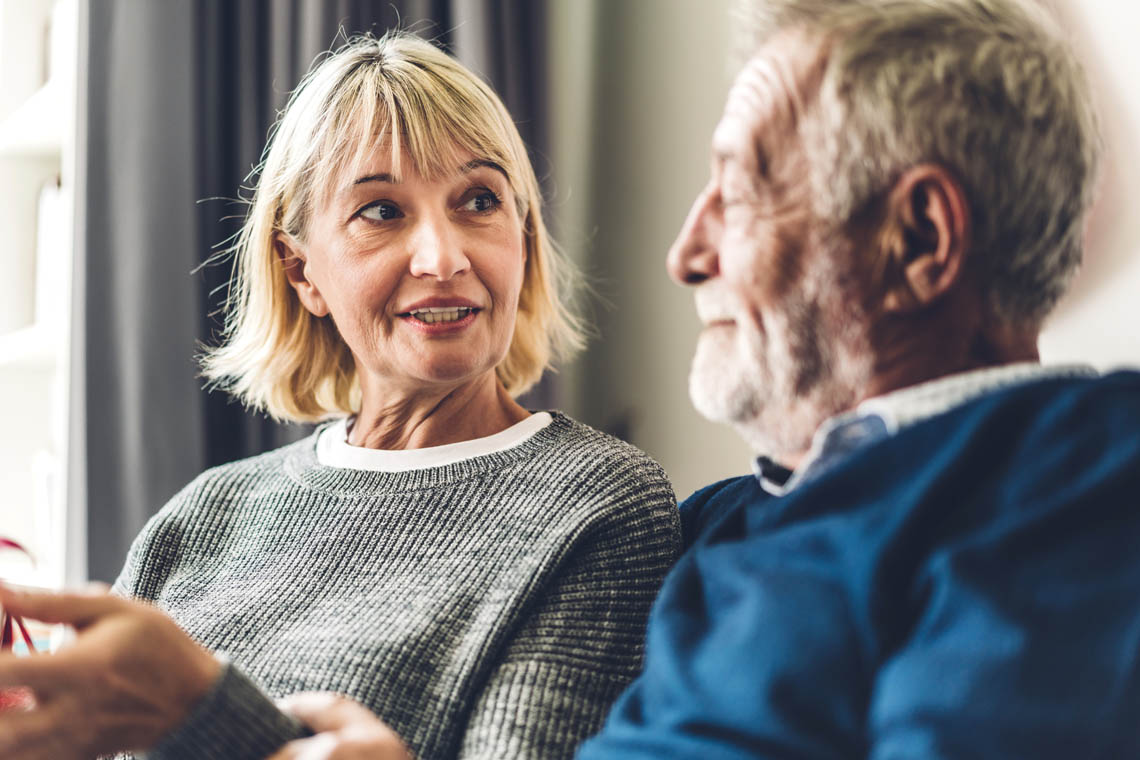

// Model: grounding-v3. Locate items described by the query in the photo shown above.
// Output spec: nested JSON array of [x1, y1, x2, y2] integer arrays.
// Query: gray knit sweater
[[112, 413, 680, 760]]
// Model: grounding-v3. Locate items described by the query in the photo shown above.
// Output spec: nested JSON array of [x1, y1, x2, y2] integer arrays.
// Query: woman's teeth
[[409, 307, 473, 324]]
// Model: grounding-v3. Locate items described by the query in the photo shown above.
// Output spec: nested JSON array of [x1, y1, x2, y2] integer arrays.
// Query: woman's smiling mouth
[[397, 305, 482, 333], [406, 306, 476, 324]]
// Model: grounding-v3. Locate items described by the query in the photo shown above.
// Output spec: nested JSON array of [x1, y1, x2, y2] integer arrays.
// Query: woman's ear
[[276, 232, 330, 318], [876, 164, 971, 313]]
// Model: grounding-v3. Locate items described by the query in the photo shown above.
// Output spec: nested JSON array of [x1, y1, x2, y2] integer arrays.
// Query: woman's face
[[282, 146, 527, 397]]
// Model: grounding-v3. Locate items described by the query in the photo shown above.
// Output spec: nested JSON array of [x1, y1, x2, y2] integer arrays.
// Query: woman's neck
[[349, 372, 530, 450]]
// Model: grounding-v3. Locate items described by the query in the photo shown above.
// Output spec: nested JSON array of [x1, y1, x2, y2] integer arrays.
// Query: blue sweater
[[579, 371, 1140, 759]]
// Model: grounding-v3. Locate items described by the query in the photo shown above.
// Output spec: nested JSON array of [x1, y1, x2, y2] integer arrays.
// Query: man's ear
[[276, 233, 330, 318], [876, 164, 971, 313]]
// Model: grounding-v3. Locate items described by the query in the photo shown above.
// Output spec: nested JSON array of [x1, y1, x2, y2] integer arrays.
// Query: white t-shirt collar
[[316, 412, 553, 472]]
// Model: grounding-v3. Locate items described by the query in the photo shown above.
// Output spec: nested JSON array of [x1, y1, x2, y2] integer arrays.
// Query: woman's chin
[[408, 360, 496, 391]]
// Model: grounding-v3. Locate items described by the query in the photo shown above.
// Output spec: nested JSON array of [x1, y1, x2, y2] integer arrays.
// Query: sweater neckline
[[284, 410, 576, 497], [316, 412, 554, 471]]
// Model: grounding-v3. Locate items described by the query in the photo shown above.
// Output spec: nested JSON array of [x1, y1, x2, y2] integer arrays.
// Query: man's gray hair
[[737, 0, 1101, 327]]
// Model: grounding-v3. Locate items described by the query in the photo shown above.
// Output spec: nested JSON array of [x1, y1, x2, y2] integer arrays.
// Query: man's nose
[[667, 181, 721, 286], [408, 216, 471, 281]]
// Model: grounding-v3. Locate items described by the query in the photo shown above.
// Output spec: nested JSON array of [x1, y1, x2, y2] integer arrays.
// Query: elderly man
[[577, 0, 1140, 757]]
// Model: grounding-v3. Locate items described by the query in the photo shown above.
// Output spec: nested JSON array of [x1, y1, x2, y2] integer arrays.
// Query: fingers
[[265, 732, 341, 760], [0, 586, 120, 629], [0, 594, 223, 759], [0, 650, 73, 692], [274, 693, 412, 759], [0, 700, 72, 760], [265, 732, 411, 760], [278, 692, 378, 733]]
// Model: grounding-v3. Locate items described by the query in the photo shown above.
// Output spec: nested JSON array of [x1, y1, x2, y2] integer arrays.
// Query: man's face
[[667, 34, 872, 459]]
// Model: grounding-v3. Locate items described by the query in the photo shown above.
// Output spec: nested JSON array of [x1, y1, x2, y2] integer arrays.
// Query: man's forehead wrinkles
[[725, 61, 774, 119], [729, 43, 820, 131], [716, 61, 787, 180]]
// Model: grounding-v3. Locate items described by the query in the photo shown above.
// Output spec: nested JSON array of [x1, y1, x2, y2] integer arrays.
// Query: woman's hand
[[268, 692, 413, 760], [0, 584, 221, 760]]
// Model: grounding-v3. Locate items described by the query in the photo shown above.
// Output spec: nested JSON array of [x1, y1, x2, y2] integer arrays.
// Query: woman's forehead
[[341, 137, 474, 181], [319, 136, 511, 208], [334, 149, 489, 196]]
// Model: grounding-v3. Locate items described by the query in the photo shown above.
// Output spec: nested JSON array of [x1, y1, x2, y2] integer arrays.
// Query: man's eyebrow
[[753, 138, 769, 181], [712, 142, 733, 169], [712, 143, 768, 182]]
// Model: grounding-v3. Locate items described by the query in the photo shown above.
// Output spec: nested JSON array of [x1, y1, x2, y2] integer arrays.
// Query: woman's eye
[[462, 190, 501, 214], [359, 202, 402, 221]]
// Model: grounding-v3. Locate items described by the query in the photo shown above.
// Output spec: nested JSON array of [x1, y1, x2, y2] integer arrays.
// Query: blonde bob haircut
[[201, 32, 585, 422]]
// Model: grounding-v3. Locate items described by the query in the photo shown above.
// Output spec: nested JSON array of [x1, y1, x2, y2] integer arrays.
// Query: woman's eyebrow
[[343, 161, 507, 196], [351, 172, 399, 187], [460, 159, 508, 179]]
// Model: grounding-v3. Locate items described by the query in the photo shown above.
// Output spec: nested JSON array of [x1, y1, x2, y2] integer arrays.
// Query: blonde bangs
[[320, 59, 524, 202]]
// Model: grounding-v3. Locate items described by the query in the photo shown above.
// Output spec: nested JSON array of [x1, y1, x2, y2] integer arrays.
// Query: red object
[[0, 687, 33, 711], [0, 537, 37, 712]]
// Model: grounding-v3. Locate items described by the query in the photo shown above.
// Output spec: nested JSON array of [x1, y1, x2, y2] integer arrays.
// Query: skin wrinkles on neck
[[858, 295, 1042, 406], [348, 370, 529, 451]]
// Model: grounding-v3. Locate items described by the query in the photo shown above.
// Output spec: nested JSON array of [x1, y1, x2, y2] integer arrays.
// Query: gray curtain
[[76, 0, 551, 582]]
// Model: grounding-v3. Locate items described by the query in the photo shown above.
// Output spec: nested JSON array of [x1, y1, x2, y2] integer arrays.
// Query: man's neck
[[860, 308, 1041, 409], [782, 342, 1041, 468], [768, 359, 1086, 496]]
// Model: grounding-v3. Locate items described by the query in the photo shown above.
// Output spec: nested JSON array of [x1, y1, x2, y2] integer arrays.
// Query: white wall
[[1040, 0, 1140, 369], [549, 0, 751, 500]]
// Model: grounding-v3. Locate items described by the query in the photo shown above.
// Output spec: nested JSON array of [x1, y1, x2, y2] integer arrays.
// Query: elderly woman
[[0, 32, 679, 760]]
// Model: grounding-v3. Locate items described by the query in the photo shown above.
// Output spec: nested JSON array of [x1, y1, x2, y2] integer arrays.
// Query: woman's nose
[[408, 217, 471, 281], [667, 181, 721, 286]]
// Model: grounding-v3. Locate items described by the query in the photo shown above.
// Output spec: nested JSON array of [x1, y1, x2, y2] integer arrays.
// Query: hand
[[0, 584, 222, 760], [268, 692, 413, 760]]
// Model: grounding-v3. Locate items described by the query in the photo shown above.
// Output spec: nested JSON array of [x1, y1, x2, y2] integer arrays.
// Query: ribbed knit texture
[[112, 413, 680, 759], [148, 660, 307, 760]]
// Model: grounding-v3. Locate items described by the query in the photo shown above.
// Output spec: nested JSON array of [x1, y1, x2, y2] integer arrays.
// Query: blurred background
[[0, 0, 1137, 585]]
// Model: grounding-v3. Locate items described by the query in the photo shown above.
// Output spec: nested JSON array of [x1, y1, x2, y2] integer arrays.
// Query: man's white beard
[[689, 271, 872, 462]]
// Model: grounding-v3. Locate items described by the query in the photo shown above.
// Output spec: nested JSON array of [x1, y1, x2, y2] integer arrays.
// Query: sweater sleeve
[[143, 660, 308, 760], [458, 471, 681, 760]]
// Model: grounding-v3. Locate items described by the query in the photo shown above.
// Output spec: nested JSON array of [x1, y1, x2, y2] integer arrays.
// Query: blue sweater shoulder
[[677, 475, 763, 549], [580, 371, 1140, 760]]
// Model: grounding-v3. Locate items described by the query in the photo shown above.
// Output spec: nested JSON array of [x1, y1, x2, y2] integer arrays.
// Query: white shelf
[[0, 79, 64, 158], [0, 554, 41, 588], [0, 324, 57, 371], [0, 0, 79, 588]]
